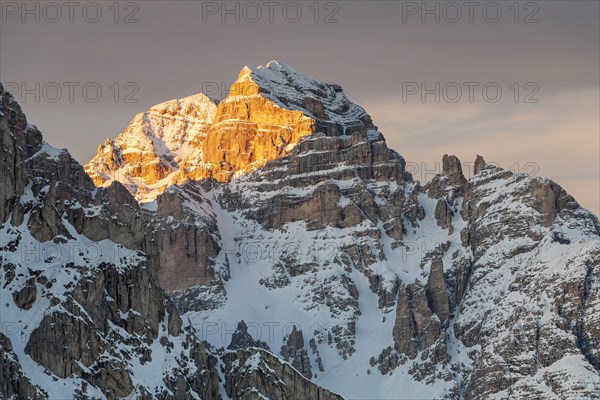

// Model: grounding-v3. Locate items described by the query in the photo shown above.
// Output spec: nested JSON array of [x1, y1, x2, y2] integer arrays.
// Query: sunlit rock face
[[85, 61, 390, 202], [181, 65, 316, 182], [85, 93, 218, 201]]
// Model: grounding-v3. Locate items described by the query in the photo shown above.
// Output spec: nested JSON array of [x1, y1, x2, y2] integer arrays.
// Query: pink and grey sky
[[1, 0, 598, 216]]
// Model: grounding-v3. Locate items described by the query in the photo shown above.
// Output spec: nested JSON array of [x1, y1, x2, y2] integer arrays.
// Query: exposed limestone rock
[[444, 258, 473, 312], [368, 272, 400, 310], [309, 338, 325, 373], [280, 325, 312, 378], [0, 81, 42, 231], [157, 213, 219, 291], [228, 321, 271, 351], [581, 257, 600, 369], [473, 154, 486, 175], [223, 348, 343, 400], [24, 257, 172, 398], [434, 198, 454, 230], [160, 331, 222, 400], [12, 277, 37, 310], [442, 154, 467, 187], [392, 282, 446, 362], [191, 76, 315, 182], [392, 287, 418, 359], [252, 182, 352, 230], [25, 299, 118, 392], [424, 154, 466, 198], [528, 178, 580, 228], [426, 259, 450, 323], [0, 333, 45, 399], [151, 183, 230, 311]]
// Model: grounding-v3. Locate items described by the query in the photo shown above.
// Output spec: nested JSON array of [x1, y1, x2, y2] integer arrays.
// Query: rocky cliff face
[[11, 60, 600, 400], [81, 62, 600, 399], [86, 62, 414, 318], [0, 82, 342, 400], [374, 157, 600, 398], [222, 348, 341, 400]]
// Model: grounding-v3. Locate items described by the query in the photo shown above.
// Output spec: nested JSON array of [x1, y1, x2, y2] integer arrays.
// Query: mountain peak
[[229, 60, 321, 100], [237, 60, 296, 78], [86, 62, 388, 202], [265, 59, 295, 71], [227, 61, 377, 131], [237, 65, 253, 80], [148, 92, 217, 113]]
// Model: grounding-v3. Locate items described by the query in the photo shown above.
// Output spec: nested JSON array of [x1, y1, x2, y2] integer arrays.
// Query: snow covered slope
[[165, 156, 600, 399]]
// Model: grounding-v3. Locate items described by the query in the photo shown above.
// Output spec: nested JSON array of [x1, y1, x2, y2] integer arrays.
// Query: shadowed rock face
[[1, 82, 209, 399], [228, 321, 271, 351], [474, 155, 486, 175], [0, 333, 45, 399], [380, 155, 600, 398], [223, 348, 343, 400], [280, 325, 313, 379]]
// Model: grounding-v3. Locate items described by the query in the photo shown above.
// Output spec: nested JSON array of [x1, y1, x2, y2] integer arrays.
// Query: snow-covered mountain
[[0, 82, 342, 400], [2, 60, 599, 399], [84, 61, 600, 399]]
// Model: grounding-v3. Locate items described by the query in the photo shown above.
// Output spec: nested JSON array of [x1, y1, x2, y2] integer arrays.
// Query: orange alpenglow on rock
[[85, 93, 217, 200], [85, 60, 373, 203]]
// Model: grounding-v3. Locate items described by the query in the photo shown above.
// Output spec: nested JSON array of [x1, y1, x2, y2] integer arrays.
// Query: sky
[[1, 0, 598, 216]]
